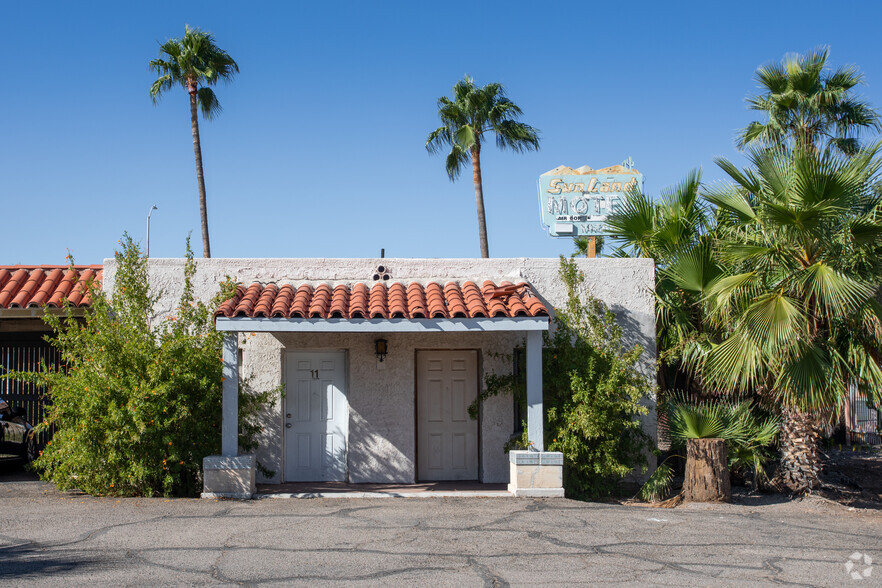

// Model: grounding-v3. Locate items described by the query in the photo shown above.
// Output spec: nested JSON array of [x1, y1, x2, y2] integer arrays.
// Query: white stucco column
[[526, 329, 544, 451], [222, 332, 238, 457]]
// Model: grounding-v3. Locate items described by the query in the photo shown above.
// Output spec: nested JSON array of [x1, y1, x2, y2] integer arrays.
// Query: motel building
[[102, 255, 656, 498], [0, 162, 655, 498]]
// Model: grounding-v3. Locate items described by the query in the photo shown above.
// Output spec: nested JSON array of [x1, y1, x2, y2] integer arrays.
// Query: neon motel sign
[[537, 159, 644, 237]]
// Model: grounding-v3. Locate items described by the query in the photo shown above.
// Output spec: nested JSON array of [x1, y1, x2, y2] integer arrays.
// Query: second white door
[[416, 350, 479, 481]]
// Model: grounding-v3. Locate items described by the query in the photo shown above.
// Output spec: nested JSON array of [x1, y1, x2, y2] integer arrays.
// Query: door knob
[[286, 423, 292, 428], [286, 413, 291, 418]]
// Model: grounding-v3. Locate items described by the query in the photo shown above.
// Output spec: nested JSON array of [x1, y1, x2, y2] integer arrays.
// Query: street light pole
[[146, 205, 158, 257]]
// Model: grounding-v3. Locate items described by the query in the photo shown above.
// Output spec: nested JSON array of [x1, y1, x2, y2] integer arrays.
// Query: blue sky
[[3, 1, 882, 264]]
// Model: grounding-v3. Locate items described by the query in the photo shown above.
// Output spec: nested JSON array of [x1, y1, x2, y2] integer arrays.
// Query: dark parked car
[[0, 398, 35, 463]]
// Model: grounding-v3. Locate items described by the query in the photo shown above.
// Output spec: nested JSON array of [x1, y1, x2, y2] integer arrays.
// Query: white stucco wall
[[103, 257, 656, 484]]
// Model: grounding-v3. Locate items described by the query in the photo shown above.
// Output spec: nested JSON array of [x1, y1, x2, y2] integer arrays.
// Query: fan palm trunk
[[775, 407, 821, 493], [471, 145, 489, 258], [189, 86, 211, 258]]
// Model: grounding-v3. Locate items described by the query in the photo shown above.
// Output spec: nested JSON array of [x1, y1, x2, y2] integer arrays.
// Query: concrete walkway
[[256, 481, 509, 499], [1, 468, 880, 586]]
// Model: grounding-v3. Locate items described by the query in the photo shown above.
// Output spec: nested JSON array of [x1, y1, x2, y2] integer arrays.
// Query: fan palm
[[693, 144, 882, 492], [426, 77, 539, 258], [640, 396, 780, 501], [606, 171, 722, 376], [737, 47, 880, 156], [150, 26, 239, 258]]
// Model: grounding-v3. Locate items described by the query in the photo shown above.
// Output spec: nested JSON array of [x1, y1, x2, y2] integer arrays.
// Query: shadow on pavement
[[0, 463, 39, 483], [0, 543, 104, 579]]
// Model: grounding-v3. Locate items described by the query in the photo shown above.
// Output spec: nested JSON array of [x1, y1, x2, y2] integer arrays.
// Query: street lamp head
[[146, 205, 159, 258]]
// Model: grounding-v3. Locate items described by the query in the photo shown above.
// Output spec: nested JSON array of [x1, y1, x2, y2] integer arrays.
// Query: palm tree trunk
[[774, 406, 821, 493], [470, 145, 489, 258], [189, 89, 211, 258]]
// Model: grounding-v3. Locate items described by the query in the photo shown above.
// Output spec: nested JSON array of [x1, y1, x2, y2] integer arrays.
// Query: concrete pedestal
[[201, 455, 256, 499], [507, 450, 565, 498]]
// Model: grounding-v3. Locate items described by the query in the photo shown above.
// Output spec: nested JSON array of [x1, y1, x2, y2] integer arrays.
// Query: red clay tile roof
[[216, 280, 549, 320], [0, 266, 103, 309]]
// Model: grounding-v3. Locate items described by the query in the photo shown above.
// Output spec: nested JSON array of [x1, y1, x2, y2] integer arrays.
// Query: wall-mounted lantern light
[[375, 338, 388, 362]]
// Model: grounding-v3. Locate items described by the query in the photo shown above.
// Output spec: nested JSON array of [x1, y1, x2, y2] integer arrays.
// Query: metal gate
[[0, 338, 61, 447], [847, 382, 881, 446]]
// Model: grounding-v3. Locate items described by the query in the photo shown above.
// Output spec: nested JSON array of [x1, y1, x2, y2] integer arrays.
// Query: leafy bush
[[3, 236, 270, 497], [485, 257, 656, 499]]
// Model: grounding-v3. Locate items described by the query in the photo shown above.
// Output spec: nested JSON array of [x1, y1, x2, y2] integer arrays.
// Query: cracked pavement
[[1, 470, 880, 586]]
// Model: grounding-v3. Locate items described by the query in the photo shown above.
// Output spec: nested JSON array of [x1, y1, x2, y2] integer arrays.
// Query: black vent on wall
[[372, 265, 391, 281]]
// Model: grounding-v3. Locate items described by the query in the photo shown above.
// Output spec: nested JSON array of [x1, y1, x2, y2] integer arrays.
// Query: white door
[[417, 350, 479, 481], [284, 351, 348, 482]]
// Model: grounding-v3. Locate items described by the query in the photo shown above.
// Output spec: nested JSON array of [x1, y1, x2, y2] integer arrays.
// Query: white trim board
[[215, 317, 549, 333]]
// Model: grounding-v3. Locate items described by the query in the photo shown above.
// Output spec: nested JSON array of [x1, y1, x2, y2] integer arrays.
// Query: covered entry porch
[[202, 279, 564, 498]]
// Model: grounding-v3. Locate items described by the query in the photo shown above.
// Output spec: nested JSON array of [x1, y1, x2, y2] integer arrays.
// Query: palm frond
[[742, 292, 805, 351], [775, 342, 842, 410], [444, 143, 469, 181], [425, 126, 452, 154], [196, 87, 221, 120], [639, 463, 675, 502], [792, 262, 871, 319]]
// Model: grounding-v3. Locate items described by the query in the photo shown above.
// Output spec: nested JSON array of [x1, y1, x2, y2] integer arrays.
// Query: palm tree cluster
[[610, 48, 882, 494]]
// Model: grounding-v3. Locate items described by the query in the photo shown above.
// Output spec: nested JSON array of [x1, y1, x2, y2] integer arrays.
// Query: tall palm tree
[[149, 26, 239, 258], [737, 47, 880, 156], [694, 144, 882, 492], [426, 77, 539, 257]]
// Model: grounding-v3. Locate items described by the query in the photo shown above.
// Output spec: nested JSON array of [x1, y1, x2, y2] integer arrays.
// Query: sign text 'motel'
[[537, 158, 644, 237]]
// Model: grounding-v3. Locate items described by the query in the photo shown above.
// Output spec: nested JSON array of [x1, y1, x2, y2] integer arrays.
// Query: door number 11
[[311, 369, 320, 379]]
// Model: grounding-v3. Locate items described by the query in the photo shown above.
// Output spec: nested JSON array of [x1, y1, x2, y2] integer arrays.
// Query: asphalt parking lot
[[1, 467, 880, 587]]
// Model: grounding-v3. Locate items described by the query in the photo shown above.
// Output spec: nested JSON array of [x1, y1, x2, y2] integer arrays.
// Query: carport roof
[[0, 265, 102, 310]]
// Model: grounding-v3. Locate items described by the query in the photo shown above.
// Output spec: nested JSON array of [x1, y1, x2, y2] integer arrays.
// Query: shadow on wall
[[610, 304, 655, 359], [242, 381, 283, 483], [348, 410, 415, 484]]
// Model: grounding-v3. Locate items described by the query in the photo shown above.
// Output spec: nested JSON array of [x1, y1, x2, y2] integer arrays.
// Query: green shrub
[[3, 236, 270, 497], [484, 257, 656, 499]]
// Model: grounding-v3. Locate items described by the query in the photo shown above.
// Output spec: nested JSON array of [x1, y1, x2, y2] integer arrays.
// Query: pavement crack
[[526, 530, 599, 553], [467, 557, 510, 588]]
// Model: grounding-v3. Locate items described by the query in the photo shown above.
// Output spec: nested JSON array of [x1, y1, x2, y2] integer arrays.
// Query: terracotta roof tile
[[0, 265, 102, 309], [215, 280, 549, 320], [349, 283, 369, 318], [425, 283, 446, 318], [329, 285, 349, 318], [369, 283, 389, 319], [388, 283, 407, 318], [271, 285, 295, 317], [253, 283, 278, 318], [290, 285, 312, 318], [309, 284, 332, 318], [406, 283, 428, 318]]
